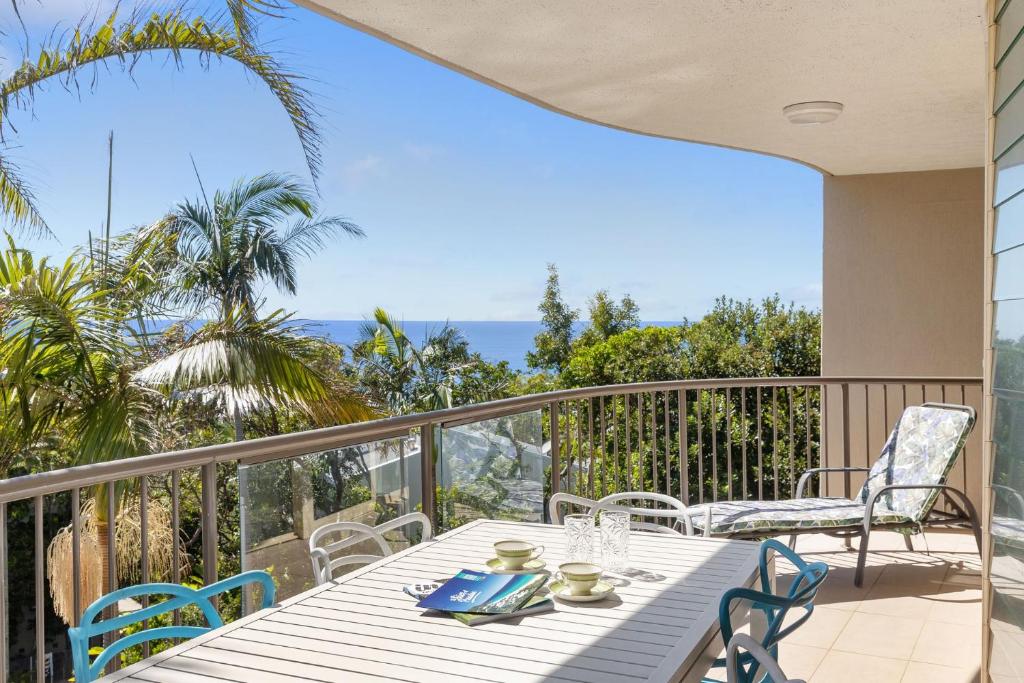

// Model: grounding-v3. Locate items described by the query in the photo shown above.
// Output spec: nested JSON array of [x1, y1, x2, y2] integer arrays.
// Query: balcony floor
[[769, 530, 982, 683]]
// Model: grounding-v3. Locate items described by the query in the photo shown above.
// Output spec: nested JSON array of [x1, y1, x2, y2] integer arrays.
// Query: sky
[[0, 1, 823, 322]]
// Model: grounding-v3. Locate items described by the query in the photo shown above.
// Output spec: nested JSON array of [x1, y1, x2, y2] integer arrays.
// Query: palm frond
[[0, 154, 50, 237], [134, 309, 376, 425], [0, 7, 322, 189]]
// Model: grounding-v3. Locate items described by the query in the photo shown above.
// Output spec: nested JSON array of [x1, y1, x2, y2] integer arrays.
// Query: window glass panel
[[994, 244, 1024, 301], [240, 435, 422, 603], [437, 410, 547, 532], [1000, 0, 1024, 66], [996, 137, 1024, 205], [998, 87, 1024, 160], [998, 38, 1024, 112], [997, 190, 1024, 253]]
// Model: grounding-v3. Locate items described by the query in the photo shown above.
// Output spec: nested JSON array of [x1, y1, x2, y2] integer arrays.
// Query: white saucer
[[549, 579, 615, 603], [485, 557, 547, 574]]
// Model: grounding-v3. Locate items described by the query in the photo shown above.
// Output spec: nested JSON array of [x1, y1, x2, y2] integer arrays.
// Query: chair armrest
[[795, 467, 870, 499], [862, 483, 975, 531]]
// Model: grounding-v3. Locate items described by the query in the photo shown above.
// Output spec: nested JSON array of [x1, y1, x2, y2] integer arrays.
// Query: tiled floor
[[771, 530, 982, 683]]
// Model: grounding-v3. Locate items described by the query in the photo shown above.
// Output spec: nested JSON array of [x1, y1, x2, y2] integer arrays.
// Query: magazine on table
[[450, 594, 554, 626], [414, 569, 547, 614]]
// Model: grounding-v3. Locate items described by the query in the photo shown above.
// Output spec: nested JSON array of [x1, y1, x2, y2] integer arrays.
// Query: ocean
[[301, 320, 681, 372]]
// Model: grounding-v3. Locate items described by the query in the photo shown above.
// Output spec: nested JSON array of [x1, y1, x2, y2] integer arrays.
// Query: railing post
[[201, 462, 218, 586], [841, 382, 852, 498], [549, 401, 560, 521], [420, 423, 437, 530], [0, 502, 6, 683]]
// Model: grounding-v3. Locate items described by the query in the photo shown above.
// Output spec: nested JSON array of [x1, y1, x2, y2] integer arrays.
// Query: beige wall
[[819, 168, 985, 509], [822, 167, 984, 378]]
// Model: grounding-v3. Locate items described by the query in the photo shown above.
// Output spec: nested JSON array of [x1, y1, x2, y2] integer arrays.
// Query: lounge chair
[[687, 403, 981, 586]]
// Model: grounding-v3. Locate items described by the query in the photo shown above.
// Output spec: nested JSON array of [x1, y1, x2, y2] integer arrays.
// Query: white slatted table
[[108, 519, 764, 683]]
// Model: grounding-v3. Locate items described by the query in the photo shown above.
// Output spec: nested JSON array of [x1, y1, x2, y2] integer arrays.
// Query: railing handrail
[[0, 375, 980, 505]]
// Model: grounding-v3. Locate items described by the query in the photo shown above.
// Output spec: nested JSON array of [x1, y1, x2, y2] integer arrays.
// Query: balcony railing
[[0, 375, 982, 682]]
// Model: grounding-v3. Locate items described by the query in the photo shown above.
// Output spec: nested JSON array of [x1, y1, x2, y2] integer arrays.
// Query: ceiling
[[296, 0, 988, 176]]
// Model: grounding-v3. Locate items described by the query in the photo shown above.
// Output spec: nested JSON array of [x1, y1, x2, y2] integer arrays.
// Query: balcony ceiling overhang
[[297, 0, 987, 176]]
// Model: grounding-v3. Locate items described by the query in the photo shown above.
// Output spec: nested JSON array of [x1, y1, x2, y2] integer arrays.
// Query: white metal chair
[[723, 633, 805, 683], [308, 512, 432, 585], [548, 491, 697, 536]]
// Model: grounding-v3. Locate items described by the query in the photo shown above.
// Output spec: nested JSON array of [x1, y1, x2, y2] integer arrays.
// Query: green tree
[[351, 308, 471, 413], [576, 289, 640, 347], [682, 295, 821, 379], [526, 264, 578, 372], [139, 173, 370, 439], [153, 172, 364, 319], [562, 326, 688, 387]]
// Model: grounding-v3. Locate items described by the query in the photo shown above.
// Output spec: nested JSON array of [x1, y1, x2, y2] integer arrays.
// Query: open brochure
[[415, 569, 547, 614]]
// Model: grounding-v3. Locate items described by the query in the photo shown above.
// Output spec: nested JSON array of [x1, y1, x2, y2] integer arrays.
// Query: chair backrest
[[718, 540, 829, 683], [309, 512, 432, 585], [548, 492, 599, 524], [726, 633, 804, 683], [548, 491, 694, 535], [68, 570, 275, 683], [857, 403, 975, 521]]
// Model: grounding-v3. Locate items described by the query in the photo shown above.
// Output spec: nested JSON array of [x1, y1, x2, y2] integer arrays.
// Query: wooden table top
[[108, 519, 763, 683]]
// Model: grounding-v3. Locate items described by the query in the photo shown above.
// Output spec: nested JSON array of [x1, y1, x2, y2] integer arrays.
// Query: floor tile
[[777, 642, 827, 680], [926, 588, 982, 626], [832, 612, 925, 660], [910, 621, 982, 669], [901, 661, 980, 683], [784, 606, 852, 649], [809, 650, 907, 683], [857, 583, 937, 620]]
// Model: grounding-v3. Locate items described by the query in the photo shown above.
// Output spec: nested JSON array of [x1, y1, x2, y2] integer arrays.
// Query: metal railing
[[0, 375, 981, 683]]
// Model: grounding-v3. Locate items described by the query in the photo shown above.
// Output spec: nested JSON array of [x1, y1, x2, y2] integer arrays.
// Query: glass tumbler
[[600, 510, 630, 572], [564, 513, 595, 563]]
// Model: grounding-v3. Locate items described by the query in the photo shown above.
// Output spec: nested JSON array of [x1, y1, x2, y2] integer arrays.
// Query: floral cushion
[[688, 497, 910, 536], [857, 405, 974, 522]]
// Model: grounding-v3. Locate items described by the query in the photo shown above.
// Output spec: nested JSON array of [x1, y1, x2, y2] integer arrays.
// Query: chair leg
[[855, 530, 871, 588], [788, 534, 797, 551], [903, 534, 914, 552]]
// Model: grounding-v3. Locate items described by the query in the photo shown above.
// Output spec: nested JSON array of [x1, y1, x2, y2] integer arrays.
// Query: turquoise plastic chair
[[726, 634, 804, 683], [703, 539, 829, 683], [68, 570, 275, 683]]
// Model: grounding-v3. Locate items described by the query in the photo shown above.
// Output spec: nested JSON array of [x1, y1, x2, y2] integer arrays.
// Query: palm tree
[[0, 4, 322, 235], [153, 172, 364, 319], [352, 308, 473, 415], [0, 236, 178, 624], [138, 172, 370, 439], [134, 309, 375, 439]]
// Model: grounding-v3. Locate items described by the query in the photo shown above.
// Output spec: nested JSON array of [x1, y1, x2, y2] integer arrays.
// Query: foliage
[[562, 326, 688, 388], [134, 310, 374, 429], [575, 289, 640, 347], [148, 172, 363, 318], [682, 295, 821, 379], [0, 5, 322, 233], [526, 264, 578, 373]]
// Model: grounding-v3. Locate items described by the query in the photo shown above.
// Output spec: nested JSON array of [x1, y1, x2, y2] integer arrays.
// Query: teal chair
[[704, 539, 829, 683], [726, 634, 804, 683], [69, 570, 275, 683]]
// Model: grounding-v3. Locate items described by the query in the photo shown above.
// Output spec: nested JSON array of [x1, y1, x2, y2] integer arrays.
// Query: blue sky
[[0, 1, 823, 322]]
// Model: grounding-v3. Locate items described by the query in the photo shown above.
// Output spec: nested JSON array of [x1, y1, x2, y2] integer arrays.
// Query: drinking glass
[[564, 513, 595, 563], [600, 510, 630, 572]]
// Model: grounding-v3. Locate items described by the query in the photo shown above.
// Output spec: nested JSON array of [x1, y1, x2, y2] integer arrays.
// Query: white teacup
[[494, 539, 545, 570], [558, 562, 603, 596]]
